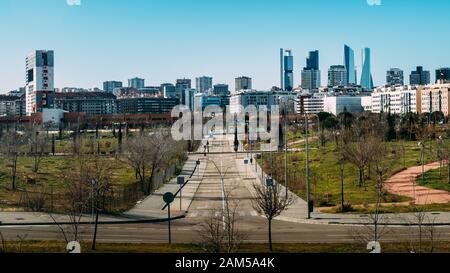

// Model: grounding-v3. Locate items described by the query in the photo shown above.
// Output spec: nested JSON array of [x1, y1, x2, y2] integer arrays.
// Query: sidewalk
[[123, 149, 207, 219]]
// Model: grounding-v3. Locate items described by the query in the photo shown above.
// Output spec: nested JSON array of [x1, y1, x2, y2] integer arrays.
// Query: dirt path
[[385, 162, 450, 205]]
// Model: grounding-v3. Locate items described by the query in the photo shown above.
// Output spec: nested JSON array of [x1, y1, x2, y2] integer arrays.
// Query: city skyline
[[1, 0, 450, 92]]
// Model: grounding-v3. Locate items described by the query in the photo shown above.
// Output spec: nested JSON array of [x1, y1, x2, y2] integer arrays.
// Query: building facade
[[360, 48, 374, 90], [344, 45, 357, 85], [410, 66, 430, 85], [418, 83, 450, 116], [213, 84, 230, 96], [386, 68, 404, 86], [195, 76, 213, 93], [280, 49, 294, 91], [161, 83, 176, 98], [25, 50, 55, 115], [229, 90, 296, 114], [55, 92, 117, 115], [103, 81, 123, 93], [328, 65, 348, 87], [371, 85, 419, 114], [175, 78, 192, 98], [301, 50, 321, 91], [235, 76, 252, 91], [117, 97, 179, 115], [436, 68, 450, 83], [128, 77, 145, 89]]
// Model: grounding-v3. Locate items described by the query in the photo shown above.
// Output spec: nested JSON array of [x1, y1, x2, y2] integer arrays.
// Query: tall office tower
[[213, 84, 230, 96], [195, 76, 213, 93], [410, 66, 430, 85], [25, 50, 55, 115], [175, 78, 192, 97], [160, 83, 176, 98], [103, 81, 123, 92], [360, 48, 374, 90], [328, 65, 348, 87], [344, 45, 357, 85], [436, 67, 450, 83], [280, 49, 294, 91], [301, 50, 321, 90], [235, 76, 252, 91], [386, 68, 404, 86], [128, 77, 145, 89]]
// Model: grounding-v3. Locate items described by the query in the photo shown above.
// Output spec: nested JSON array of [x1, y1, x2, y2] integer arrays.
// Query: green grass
[[0, 155, 139, 212], [1, 241, 449, 253], [261, 139, 442, 209], [419, 167, 450, 192]]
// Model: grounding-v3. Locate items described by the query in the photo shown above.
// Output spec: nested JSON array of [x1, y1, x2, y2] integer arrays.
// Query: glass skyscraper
[[360, 48, 374, 90], [301, 50, 321, 90], [344, 45, 356, 85], [280, 49, 294, 91]]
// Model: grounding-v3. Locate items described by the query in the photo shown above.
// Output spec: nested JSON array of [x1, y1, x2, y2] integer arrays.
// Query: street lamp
[[418, 142, 425, 184]]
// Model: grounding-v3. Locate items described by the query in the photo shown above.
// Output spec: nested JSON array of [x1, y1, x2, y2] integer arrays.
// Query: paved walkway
[[385, 161, 450, 205]]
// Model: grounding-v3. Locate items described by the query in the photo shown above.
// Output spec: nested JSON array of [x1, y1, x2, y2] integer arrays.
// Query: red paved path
[[385, 162, 450, 205]]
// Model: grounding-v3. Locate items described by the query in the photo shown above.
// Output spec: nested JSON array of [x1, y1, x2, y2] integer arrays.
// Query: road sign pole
[[168, 203, 172, 245], [180, 185, 182, 211]]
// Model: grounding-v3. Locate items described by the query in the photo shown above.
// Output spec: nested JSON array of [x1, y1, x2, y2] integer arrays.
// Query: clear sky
[[0, 0, 449, 93]]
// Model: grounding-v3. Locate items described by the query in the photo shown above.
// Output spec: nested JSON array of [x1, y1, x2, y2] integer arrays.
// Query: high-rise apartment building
[[280, 49, 294, 91], [175, 78, 192, 97], [328, 65, 348, 87], [344, 45, 357, 85], [103, 81, 123, 93], [128, 77, 145, 89], [25, 50, 55, 115], [410, 66, 430, 85], [213, 84, 230, 96], [235, 76, 252, 91], [436, 67, 450, 83], [386, 68, 404, 86], [360, 48, 374, 90], [195, 76, 213, 93]]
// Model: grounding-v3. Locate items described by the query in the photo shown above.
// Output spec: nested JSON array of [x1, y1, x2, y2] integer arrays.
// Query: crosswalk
[[187, 210, 259, 218]]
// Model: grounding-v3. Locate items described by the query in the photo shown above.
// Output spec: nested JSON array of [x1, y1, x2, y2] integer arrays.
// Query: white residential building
[[371, 85, 418, 114]]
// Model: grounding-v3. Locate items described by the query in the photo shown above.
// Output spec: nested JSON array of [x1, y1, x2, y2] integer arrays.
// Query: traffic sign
[[244, 159, 249, 165], [177, 176, 185, 185], [266, 178, 274, 187], [163, 192, 175, 204]]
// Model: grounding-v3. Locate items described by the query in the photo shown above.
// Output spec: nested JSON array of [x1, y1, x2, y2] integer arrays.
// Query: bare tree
[[27, 124, 49, 173], [251, 183, 294, 251], [0, 131, 25, 191], [198, 189, 246, 253], [124, 128, 178, 195]]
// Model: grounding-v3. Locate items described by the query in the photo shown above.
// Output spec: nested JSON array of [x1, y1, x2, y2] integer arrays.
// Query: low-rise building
[[418, 83, 450, 115], [229, 90, 297, 113], [54, 92, 117, 115], [117, 97, 179, 114]]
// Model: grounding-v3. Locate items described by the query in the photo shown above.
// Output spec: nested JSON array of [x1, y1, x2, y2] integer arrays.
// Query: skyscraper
[[103, 81, 123, 93], [235, 76, 252, 91], [328, 65, 348, 87], [410, 66, 430, 85], [301, 50, 321, 90], [25, 50, 55, 115], [128, 77, 145, 89], [344, 45, 357, 85], [280, 49, 294, 91], [195, 76, 213, 93], [360, 48, 374, 90], [436, 67, 450, 83], [386, 68, 404, 86]]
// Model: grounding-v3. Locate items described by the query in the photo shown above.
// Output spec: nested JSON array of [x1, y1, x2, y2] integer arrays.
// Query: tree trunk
[[359, 168, 364, 188], [268, 219, 273, 252]]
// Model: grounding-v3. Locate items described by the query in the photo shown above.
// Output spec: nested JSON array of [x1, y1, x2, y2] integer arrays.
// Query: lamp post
[[305, 113, 311, 219], [418, 142, 425, 184]]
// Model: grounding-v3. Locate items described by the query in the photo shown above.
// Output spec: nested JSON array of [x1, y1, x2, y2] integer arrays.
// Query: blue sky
[[0, 0, 449, 92]]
